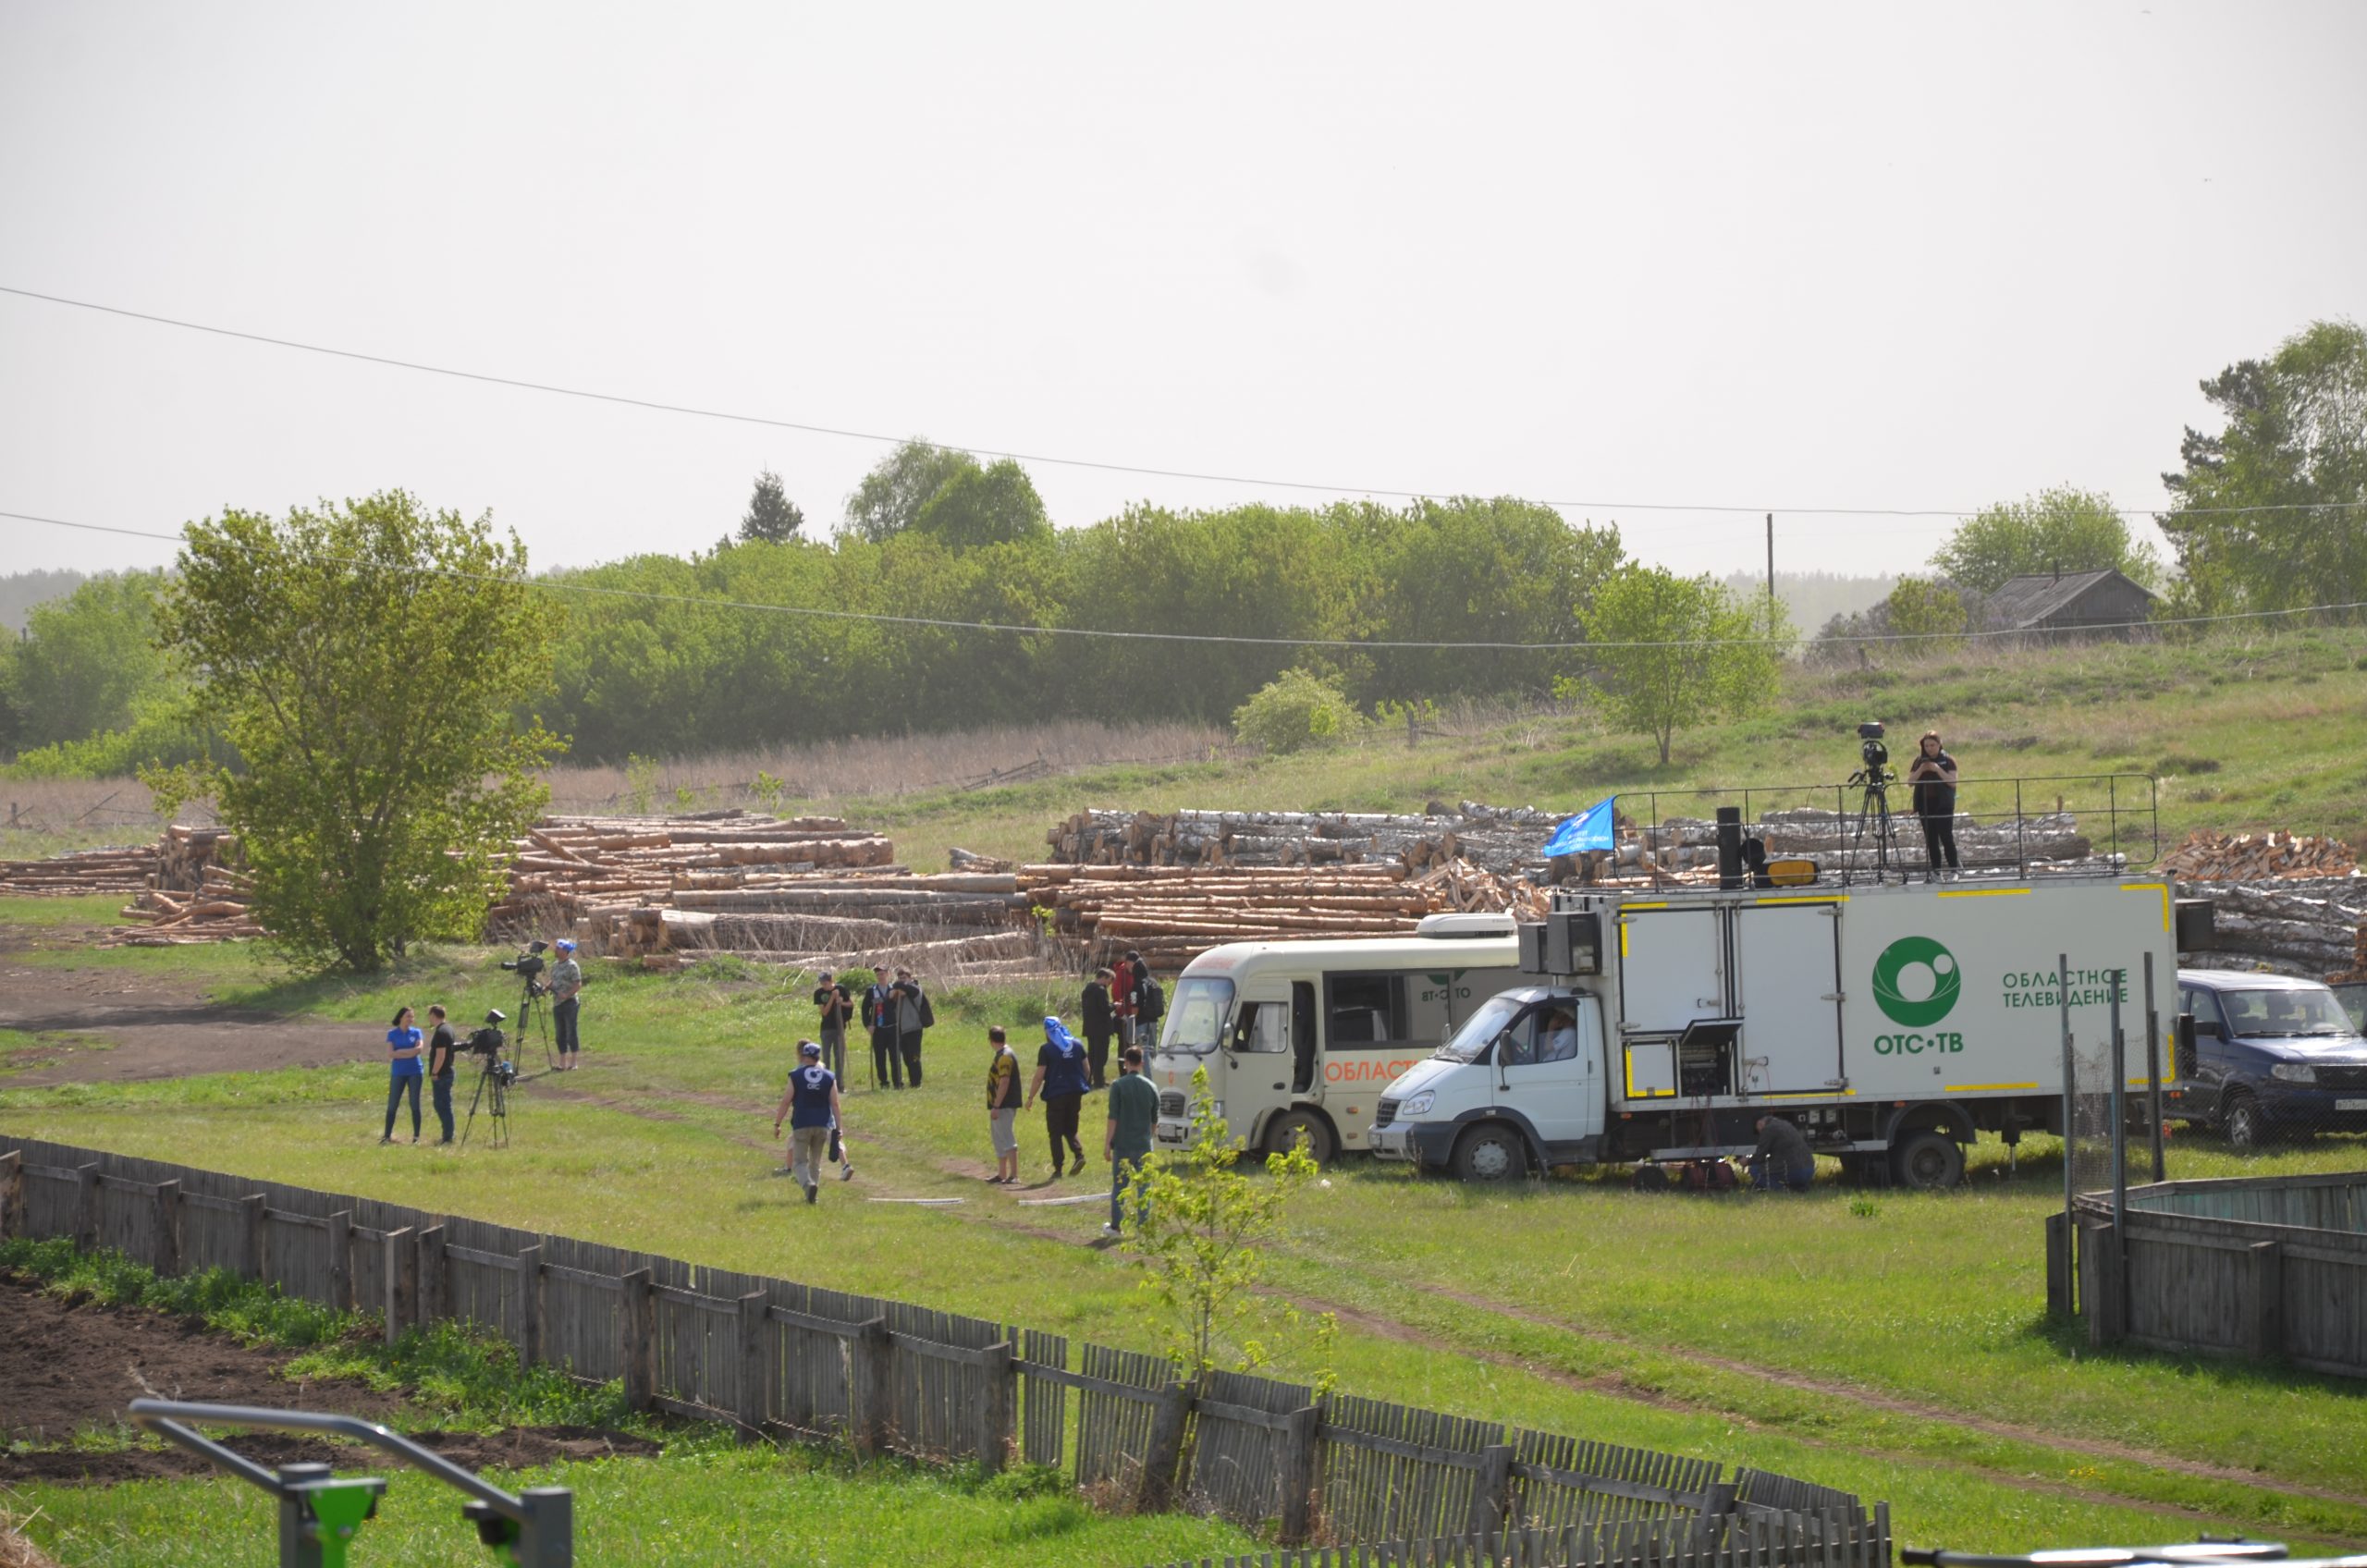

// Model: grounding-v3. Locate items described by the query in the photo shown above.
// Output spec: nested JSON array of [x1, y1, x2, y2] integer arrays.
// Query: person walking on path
[[548, 938, 585, 1070], [984, 1025, 1022, 1183], [812, 970, 852, 1081], [1080, 968, 1115, 1089], [893, 968, 929, 1087], [381, 1006, 424, 1144], [1103, 1045, 1159, 1237], [1027, 1016, 1091, 1176], [864, 964, 901, 1089], [424, 1004, 459, 1145], [772, 1040, 845, 1204]]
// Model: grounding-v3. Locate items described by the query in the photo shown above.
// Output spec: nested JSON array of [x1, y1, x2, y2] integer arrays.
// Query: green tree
[[1577, 567, 1789, 766], [2159, 319, 2367, 612], [148, 492, 563, 973], [737, 469, 805, 544], [1881, 575, 1967, 653], [912, 458, 1050, 549], [1231, 668, 1366, 754], [1929, 487, 2159, 597], [840, 438, 977, 543], [1124, 1068, 1334, 1387], [8, 570, 174, 749]]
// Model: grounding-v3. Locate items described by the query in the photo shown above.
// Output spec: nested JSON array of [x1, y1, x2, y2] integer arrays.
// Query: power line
[[5, 284, 2357, 524], [6, 506, 2363, 651]]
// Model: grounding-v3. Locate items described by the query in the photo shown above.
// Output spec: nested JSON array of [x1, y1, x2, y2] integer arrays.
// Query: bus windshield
[[1160, 978, 1235, 1055], [1436, 995, 1524, 1064]]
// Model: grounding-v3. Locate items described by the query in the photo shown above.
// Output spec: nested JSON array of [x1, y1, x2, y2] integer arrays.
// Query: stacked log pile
[[2172, 876, 2367, 977], [1635, 808, 2105, 875], [0, 843, 162, 896], [1047, 802, 1567, 875], [2162, 829, 2358, 881], [491, 812, 899, 933], [104, 826, 254, 945]]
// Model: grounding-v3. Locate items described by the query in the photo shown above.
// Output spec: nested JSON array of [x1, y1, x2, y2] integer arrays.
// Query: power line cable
[[6, 506, 2362, 651], [5, 284, 2358, 523]]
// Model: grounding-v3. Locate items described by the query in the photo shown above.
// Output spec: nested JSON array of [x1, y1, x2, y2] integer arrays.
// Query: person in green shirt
[[1103, 1045, 1159, 1237]]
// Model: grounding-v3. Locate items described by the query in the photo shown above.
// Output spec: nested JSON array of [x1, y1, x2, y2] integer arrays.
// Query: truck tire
[[1453, 1123, 1527, 1182], [1631, 1163, 1672, 1193], [1264, 1110, 1335, 1165], [2223, 1092, 2265, 1154], [1891, 1131, 1965, 1190]]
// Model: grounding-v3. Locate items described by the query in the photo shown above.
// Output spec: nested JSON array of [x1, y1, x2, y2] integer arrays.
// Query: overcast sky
[[3, 2, 2361, 584]]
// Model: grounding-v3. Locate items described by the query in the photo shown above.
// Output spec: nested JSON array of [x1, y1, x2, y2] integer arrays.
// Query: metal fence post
[[514, 1486, 574, 1568], [276, 1461, 332, 1568], [2143, 950, 2165, 1183]]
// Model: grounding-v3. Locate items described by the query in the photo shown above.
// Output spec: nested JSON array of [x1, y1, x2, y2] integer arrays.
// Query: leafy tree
[[2159, 319, 2367, 612], [912, 458, 1050, 549], [1231, 668, 1366, 754], [737, 469, 805, 544], [1929, 487, 2159, 597], [1123, 1067, 1335, 1388], [1881, 576, 1967, 652], [1576, 567, 1789, 765], [840, 438, 977, 543], [8, 571, 174, 749], [147, 492, 562, 973]]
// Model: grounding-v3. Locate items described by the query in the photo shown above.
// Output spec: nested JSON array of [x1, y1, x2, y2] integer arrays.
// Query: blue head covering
[[1044, 1016, 1083, 1056]]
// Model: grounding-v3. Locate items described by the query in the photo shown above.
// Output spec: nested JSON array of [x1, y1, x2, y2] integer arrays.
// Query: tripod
[[462, 1054, 511, 1147], [514, 982, 554, 1073], [1846, 767, 1904, 882]]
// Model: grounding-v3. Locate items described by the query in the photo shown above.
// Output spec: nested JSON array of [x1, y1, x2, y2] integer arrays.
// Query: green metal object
[[293, 1477, 385, 1568]]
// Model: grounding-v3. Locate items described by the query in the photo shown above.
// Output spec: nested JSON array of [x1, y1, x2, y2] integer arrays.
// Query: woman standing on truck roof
[[1908, 730, 1960, 877]]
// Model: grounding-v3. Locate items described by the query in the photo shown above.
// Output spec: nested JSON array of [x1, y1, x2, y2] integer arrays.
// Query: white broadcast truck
[[1367, 876, 2188, 1188], [1147, 914, 1522, 1161]]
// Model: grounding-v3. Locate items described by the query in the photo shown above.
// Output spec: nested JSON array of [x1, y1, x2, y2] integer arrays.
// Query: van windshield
[[1437, 995, 1525, 1064], [2220, 986, 2358, 1038], [1160, 978, 1234, 1056]]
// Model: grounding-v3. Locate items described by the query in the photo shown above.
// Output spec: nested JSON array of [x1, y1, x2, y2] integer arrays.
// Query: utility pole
[[1765, 513, 1775, 618]]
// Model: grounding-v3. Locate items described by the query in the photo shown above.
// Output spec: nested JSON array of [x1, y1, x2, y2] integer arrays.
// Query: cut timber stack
[[0, 843, 162, 896], [2175, 876, 2367, 976], [2162, 829, 2358, 881], [604, 870, 1035, 963], [1046, 802, 1564, 876]]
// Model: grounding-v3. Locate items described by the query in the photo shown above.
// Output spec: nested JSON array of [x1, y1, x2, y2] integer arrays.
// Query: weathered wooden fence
[[2058, 1170, 2367, 1378], [1146, 1508, 1895, 1568], [0, 1136, 1885, 1559]]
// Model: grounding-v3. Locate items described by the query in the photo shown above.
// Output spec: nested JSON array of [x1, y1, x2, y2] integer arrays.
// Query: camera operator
[[812, 969, 852, 1081], [1907, 730, 1961, 877], [548, 937, 584, 1070], [425, 1003, 459, 1145]]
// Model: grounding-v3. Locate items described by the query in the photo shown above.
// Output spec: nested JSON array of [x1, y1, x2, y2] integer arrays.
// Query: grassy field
[[6, 913, 2366, 1555]]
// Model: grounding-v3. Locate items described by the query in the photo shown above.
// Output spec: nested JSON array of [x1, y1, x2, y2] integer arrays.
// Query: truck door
[[1734, 901, 1845, 1093], [1617, 908, 1726, 1033], [1492, 994, 1600, 1150]]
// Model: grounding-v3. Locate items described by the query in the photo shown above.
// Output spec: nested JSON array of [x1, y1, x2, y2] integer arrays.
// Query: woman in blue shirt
[[382, 1006, 424, 1145]]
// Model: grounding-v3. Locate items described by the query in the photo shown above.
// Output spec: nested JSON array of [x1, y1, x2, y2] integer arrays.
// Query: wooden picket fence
[[0, 1136, 1886, 1562], [1147, 1509, 1895, 1568]]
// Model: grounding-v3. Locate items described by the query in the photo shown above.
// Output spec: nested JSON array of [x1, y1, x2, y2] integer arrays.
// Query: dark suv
[[2177, 970, 2367, 1150]]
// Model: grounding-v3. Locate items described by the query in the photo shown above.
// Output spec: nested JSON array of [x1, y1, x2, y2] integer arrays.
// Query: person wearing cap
[[548, 937, 584, 1071], [1026, 1015, 1091, 1177], [772, 1039, 845, 1204]]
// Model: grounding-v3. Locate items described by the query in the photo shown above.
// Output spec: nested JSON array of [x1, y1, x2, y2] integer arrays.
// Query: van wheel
[[2223, 1093, 2265, 1154], [1453, 1124, 1527, 1182], [1892, 1131, 1965, 1190], [1264, 1110, 1335, 1165]]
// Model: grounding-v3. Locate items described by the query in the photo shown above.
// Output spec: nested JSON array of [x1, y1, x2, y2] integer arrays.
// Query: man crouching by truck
[[1748, 1114, 1816, 1193]]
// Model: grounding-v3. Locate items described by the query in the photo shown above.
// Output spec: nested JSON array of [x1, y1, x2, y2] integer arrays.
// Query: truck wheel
[[1453, 1124, 1527, 1182], [1264, 1110, 1335, 1165], [1891, 1131, 1964, 1191], [1631, 1163, 1672, 1193], [2223, 1093, 2265, 1154]]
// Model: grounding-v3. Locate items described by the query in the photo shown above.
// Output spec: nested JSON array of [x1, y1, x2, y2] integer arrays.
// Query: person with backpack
[[893, 967, 931, 1087], [1129, 951, 1165, 1051], [1026, 1015, 1091, 1176], [1080, 967, 1115, 1089]]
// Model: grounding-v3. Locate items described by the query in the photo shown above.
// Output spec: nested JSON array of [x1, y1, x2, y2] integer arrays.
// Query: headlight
[[2270, 1062, 2316, 1084], [1394, 1091, 1435, 1117]]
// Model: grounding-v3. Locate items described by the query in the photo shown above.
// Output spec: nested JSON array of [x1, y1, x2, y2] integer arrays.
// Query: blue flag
[[1541, 796, 1617, 857]]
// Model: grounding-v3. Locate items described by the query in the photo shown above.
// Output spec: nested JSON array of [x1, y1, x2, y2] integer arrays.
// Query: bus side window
[[1241, 1004, 1289, 1054], [1293, 981, 1317, 1093]]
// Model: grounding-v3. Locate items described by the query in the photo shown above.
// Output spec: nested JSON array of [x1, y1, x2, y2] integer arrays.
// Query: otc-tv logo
[[1872, 937, 1960, 1027]]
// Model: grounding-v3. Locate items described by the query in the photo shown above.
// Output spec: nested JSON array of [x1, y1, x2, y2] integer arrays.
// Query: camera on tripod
[[466, 1009, 510, 1070], [1856, 720, 1890, 776], [501, 940, 549, 997]]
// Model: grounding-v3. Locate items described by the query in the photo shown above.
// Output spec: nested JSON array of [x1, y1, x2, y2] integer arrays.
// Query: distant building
[[1981, 569, 2156, 639]]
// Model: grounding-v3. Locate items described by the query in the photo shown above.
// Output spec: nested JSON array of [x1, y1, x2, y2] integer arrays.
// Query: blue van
[[2176, 969, 2367, 1150]]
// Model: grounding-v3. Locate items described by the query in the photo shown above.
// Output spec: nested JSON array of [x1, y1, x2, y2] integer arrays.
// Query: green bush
[[1230, 668, 1367, 754]]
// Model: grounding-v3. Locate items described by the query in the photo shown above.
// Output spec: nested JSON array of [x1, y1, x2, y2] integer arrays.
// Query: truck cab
[[1369, 986, 1606, 1179], [2176, 969, 2367, 1149]]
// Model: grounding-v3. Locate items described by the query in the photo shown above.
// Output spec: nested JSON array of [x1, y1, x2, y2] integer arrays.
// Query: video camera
[[466, 1010, 519, 1083], [1856, 720, 1889, 772], [501, 940, 548, 995]]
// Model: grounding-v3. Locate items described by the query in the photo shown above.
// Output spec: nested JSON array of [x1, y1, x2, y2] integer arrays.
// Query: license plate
[[1155, 1124, 1186, 1143], [2337, 1098, 2367, 1111]]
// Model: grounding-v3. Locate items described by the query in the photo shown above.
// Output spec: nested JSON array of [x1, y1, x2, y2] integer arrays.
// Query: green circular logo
[[1872, 937, 1960, 1027]]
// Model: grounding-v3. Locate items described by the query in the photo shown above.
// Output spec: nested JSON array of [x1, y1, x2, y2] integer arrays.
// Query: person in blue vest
[[1025, 1016, 1091, 1177], [381, 1006, 424, 1145], [771, 1040, 845, 1204]]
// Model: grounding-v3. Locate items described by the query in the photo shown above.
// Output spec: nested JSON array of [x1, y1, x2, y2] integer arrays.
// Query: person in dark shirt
[[424, 1003, 459, 1145], [772, 1040, 845, 1205], [864, 964, 901, 1089], [892, 969, 927, 1088], [811, 971, 852, 1081], [1080, 967, 1115, 1089], [1027, 1016, 1091, 1176], [1908, 730, 1960, 876], [1748, 1114, 1816, 1193], [1103, 1045, 1159, 1237]]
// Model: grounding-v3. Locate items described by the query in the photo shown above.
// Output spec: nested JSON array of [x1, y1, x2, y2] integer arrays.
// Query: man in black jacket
[[1080, 967, 1115, 1089], [424, 1004, 459, 1145], [864, 964, 901, 1089], [1748, 1114, 1816, 1193], [892, 968, 927, 1088]]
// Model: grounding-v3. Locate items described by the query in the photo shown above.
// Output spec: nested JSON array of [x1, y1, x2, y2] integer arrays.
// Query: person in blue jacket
[[382, 1006, 424, 1144], [1026, 1016, 1092, 1177]]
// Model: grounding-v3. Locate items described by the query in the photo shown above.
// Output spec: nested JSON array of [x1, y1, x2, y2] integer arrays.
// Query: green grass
[[8, 946, 2367, 1550]]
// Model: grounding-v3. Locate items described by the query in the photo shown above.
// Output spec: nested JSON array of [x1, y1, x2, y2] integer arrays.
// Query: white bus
[[1147, 914, 1521, 1161]]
